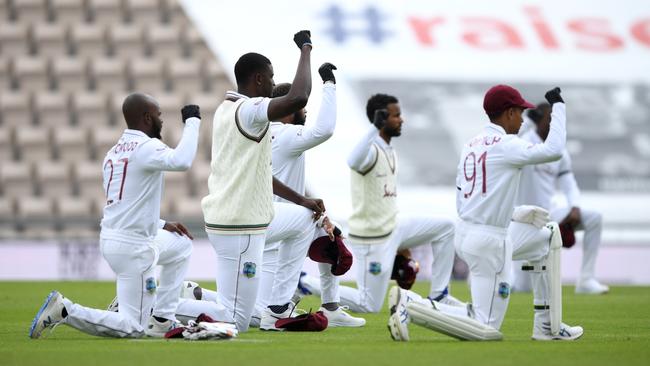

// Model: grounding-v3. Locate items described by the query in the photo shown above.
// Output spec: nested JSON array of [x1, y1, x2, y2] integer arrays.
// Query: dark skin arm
[[560, 207, 582, 228], [163, 221, 194, 240], [272, 177, 325, 220], [267, 46, 312, 121]]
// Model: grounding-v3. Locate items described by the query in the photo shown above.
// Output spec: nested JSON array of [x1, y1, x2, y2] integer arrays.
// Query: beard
[[293, 111, 306, 126], [152, 122, 162, 140]]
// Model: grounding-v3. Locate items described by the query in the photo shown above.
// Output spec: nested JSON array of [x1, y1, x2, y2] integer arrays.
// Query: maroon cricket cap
[[483, 85, 535, 117], [308, 236, 353, 276]]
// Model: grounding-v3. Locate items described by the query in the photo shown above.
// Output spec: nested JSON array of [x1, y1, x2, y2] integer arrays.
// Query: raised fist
[[318, 62, 337, 84], [181, 104, 200, 123], [373, 109, 388, 130], [293, 30, 312, 49], [544, 87, 564, 105]]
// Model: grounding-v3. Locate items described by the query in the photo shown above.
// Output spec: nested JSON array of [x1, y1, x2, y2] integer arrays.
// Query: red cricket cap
[[483, 85, 535, 117]]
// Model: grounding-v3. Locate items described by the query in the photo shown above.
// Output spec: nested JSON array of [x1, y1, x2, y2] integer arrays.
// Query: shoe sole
[[29, 290, 59, 339], [387, 312, 409, 341], [388, 286, 400, 315], [532, 331, 584, 341], [328, 320, 366, 328]]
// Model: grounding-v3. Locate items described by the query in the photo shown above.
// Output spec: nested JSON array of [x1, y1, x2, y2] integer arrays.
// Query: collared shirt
[[224, 91, 271, 140]]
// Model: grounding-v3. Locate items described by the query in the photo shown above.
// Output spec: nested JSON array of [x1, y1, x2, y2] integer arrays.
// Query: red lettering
[[631, 19, 650, 47], [524, 6, 560, 49], [408, 17, 445, 46], [568, 19, 623, 51], [461, 17, 524, 50]]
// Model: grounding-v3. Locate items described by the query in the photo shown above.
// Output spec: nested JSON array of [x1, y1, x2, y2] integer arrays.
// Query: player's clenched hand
[[560, 207, 582, 228], [300, 197, 325, 221], [293, 30, 312, 50], [544, 87, 564, 105], [181, 104, 201, 123], [373, 109, 388, 130], [318, 62, 337, 84], [163, 221, 194, 240]]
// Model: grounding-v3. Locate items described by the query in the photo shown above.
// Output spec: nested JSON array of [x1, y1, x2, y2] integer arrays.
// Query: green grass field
[[1, 281, 649, 366]]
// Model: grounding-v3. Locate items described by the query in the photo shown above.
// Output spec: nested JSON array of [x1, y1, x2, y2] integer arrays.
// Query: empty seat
[[202, 59, 229, 93], [0, 23, 30, 56], [164, 0, 188, 27], [0, 57, 11, 90], [15, 126, 51, 162], [32, 23, 69, 57], [108, 24, 144, 59], [0, 197, 17, 237], [189, 160, 210, 198], [51, 0, 89, 26], [155, 92, 183, 143], [90, 58, 126, 92], [56, 196, 98, 238], [13, 0, 48, 24], [52, 57, 88, 92], [72, 92, 110, 127], [15, 196, 56, 237], [168, 59, 201, 95], [89, 0, 125, 26], [75, 160, 104, 198], [147, 24, 182, 59], [53, 126, 90, 161], [70, 23, 107, 58], [0, 161, 33, 197], [91, 126, 122, 159], [35, 92, 71, 127], [110, 92, 129, 125], [13, 57, 50, 91], [185, 26, 213, 61], [35, 160, 72, 197], [0, 91, 33, 127], [125, 0, 161, 26], [0, 126, 13, 160], [128, 58, 166, 93]]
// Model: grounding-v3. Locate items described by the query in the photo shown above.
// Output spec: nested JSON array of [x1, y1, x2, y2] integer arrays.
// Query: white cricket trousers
[[513, 207, 603, 290], [456, 220, 552, 330], [61, 229, 192, 337], [302, 215, 455, 313]]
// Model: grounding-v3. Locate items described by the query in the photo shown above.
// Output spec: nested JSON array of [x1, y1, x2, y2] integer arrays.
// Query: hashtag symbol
[[322, 5, 392, 44]]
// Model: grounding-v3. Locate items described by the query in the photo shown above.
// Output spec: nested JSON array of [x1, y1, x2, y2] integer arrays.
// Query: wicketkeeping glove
[[544, 87, 564, 105], [318, 62, 337, 84], [293, 30, 312, 49], [181, 104, 201, 123]]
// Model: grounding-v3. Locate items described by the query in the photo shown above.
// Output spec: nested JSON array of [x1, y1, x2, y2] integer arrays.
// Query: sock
[[153, 316, 168, 323], [322, 302, 339, 311], [430, 286, 449, 302], [268, 303, 290, 314]]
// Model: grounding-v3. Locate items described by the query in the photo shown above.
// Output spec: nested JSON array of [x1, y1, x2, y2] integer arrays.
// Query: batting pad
[[406, 302, 503, 341], [547, 222, 563, 336]]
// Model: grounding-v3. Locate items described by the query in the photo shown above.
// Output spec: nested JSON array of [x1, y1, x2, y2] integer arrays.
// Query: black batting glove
[[181, 104, 200, 123], [545, 87, 564, 105], [318, 62, 337, 84], [373, 109, 388, 130], [293, 30, 312, 49]]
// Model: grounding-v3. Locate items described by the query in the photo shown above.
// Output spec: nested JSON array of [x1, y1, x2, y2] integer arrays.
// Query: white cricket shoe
[[181, 281, 203, 300], [259, 303, 295, 331], [387, 286, 410, 341], [106, 296, 118, 312], [575, 279, 609, 295], [319, 306, 366, 327], [29, 291, 66, 339], [437, 294, 466, 308], [532, 322, 584, 341], [145, 317, 184, 338]]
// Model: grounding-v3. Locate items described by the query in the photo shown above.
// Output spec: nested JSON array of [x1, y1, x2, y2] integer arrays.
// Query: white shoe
[[29, 291, 66, 339], [145, 317, 184, 338], [575, 279, 609, 295], [259, 303, 295, 331], [437, 294, 466, 308], [532, 322, 584, 341], [387, 286, 410, 341], [319, 306, 365, 327], [181, 281, 203, 300], [106, 296, 118, 312]]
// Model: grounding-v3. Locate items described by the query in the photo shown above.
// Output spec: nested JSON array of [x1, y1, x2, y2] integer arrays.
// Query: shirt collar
[[225, 90, 249, 100], [485, 123, 507, 135], [375, 135, 391, 149], [123, 129, 149, 138]]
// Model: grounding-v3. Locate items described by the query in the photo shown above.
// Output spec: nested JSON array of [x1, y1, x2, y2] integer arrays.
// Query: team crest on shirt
[[145, 277, 157, 293], [498, 282, 510, 298], [369, 262, 382, 275], [243, 262, 257, 278]]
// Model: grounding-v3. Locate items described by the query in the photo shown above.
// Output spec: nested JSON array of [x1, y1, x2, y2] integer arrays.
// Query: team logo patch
[[243, 262, 257, 278], [145, 277, 157, 293], [369, 262, 382, 275], [498, 282, 510, 299]]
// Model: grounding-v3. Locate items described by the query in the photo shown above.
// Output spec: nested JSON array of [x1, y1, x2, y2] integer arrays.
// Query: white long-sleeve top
[[456, 103, 566, 228], [516, 130, 581, 210], [270, 83, 336, 200], [100, 117, 200, 242], [347, 125, 387, 174]]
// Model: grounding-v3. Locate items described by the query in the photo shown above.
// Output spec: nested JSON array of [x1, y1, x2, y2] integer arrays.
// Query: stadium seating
[[0, 0, 232, 239]]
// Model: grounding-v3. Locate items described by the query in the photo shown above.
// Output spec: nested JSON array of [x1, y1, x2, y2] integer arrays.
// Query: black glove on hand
[[293, 30, 312, 49], [318, 62, 337, 84], [373, 109, 388, 130], [181, 104, 200, 123], [545, 87, 564, 105]]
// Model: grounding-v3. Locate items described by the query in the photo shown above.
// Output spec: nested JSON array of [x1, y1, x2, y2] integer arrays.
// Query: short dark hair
[[366, 93, 399, 122], [272, 83, 291, 98], [527, 102, 551, 124], [234, 52, 271, 86]]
